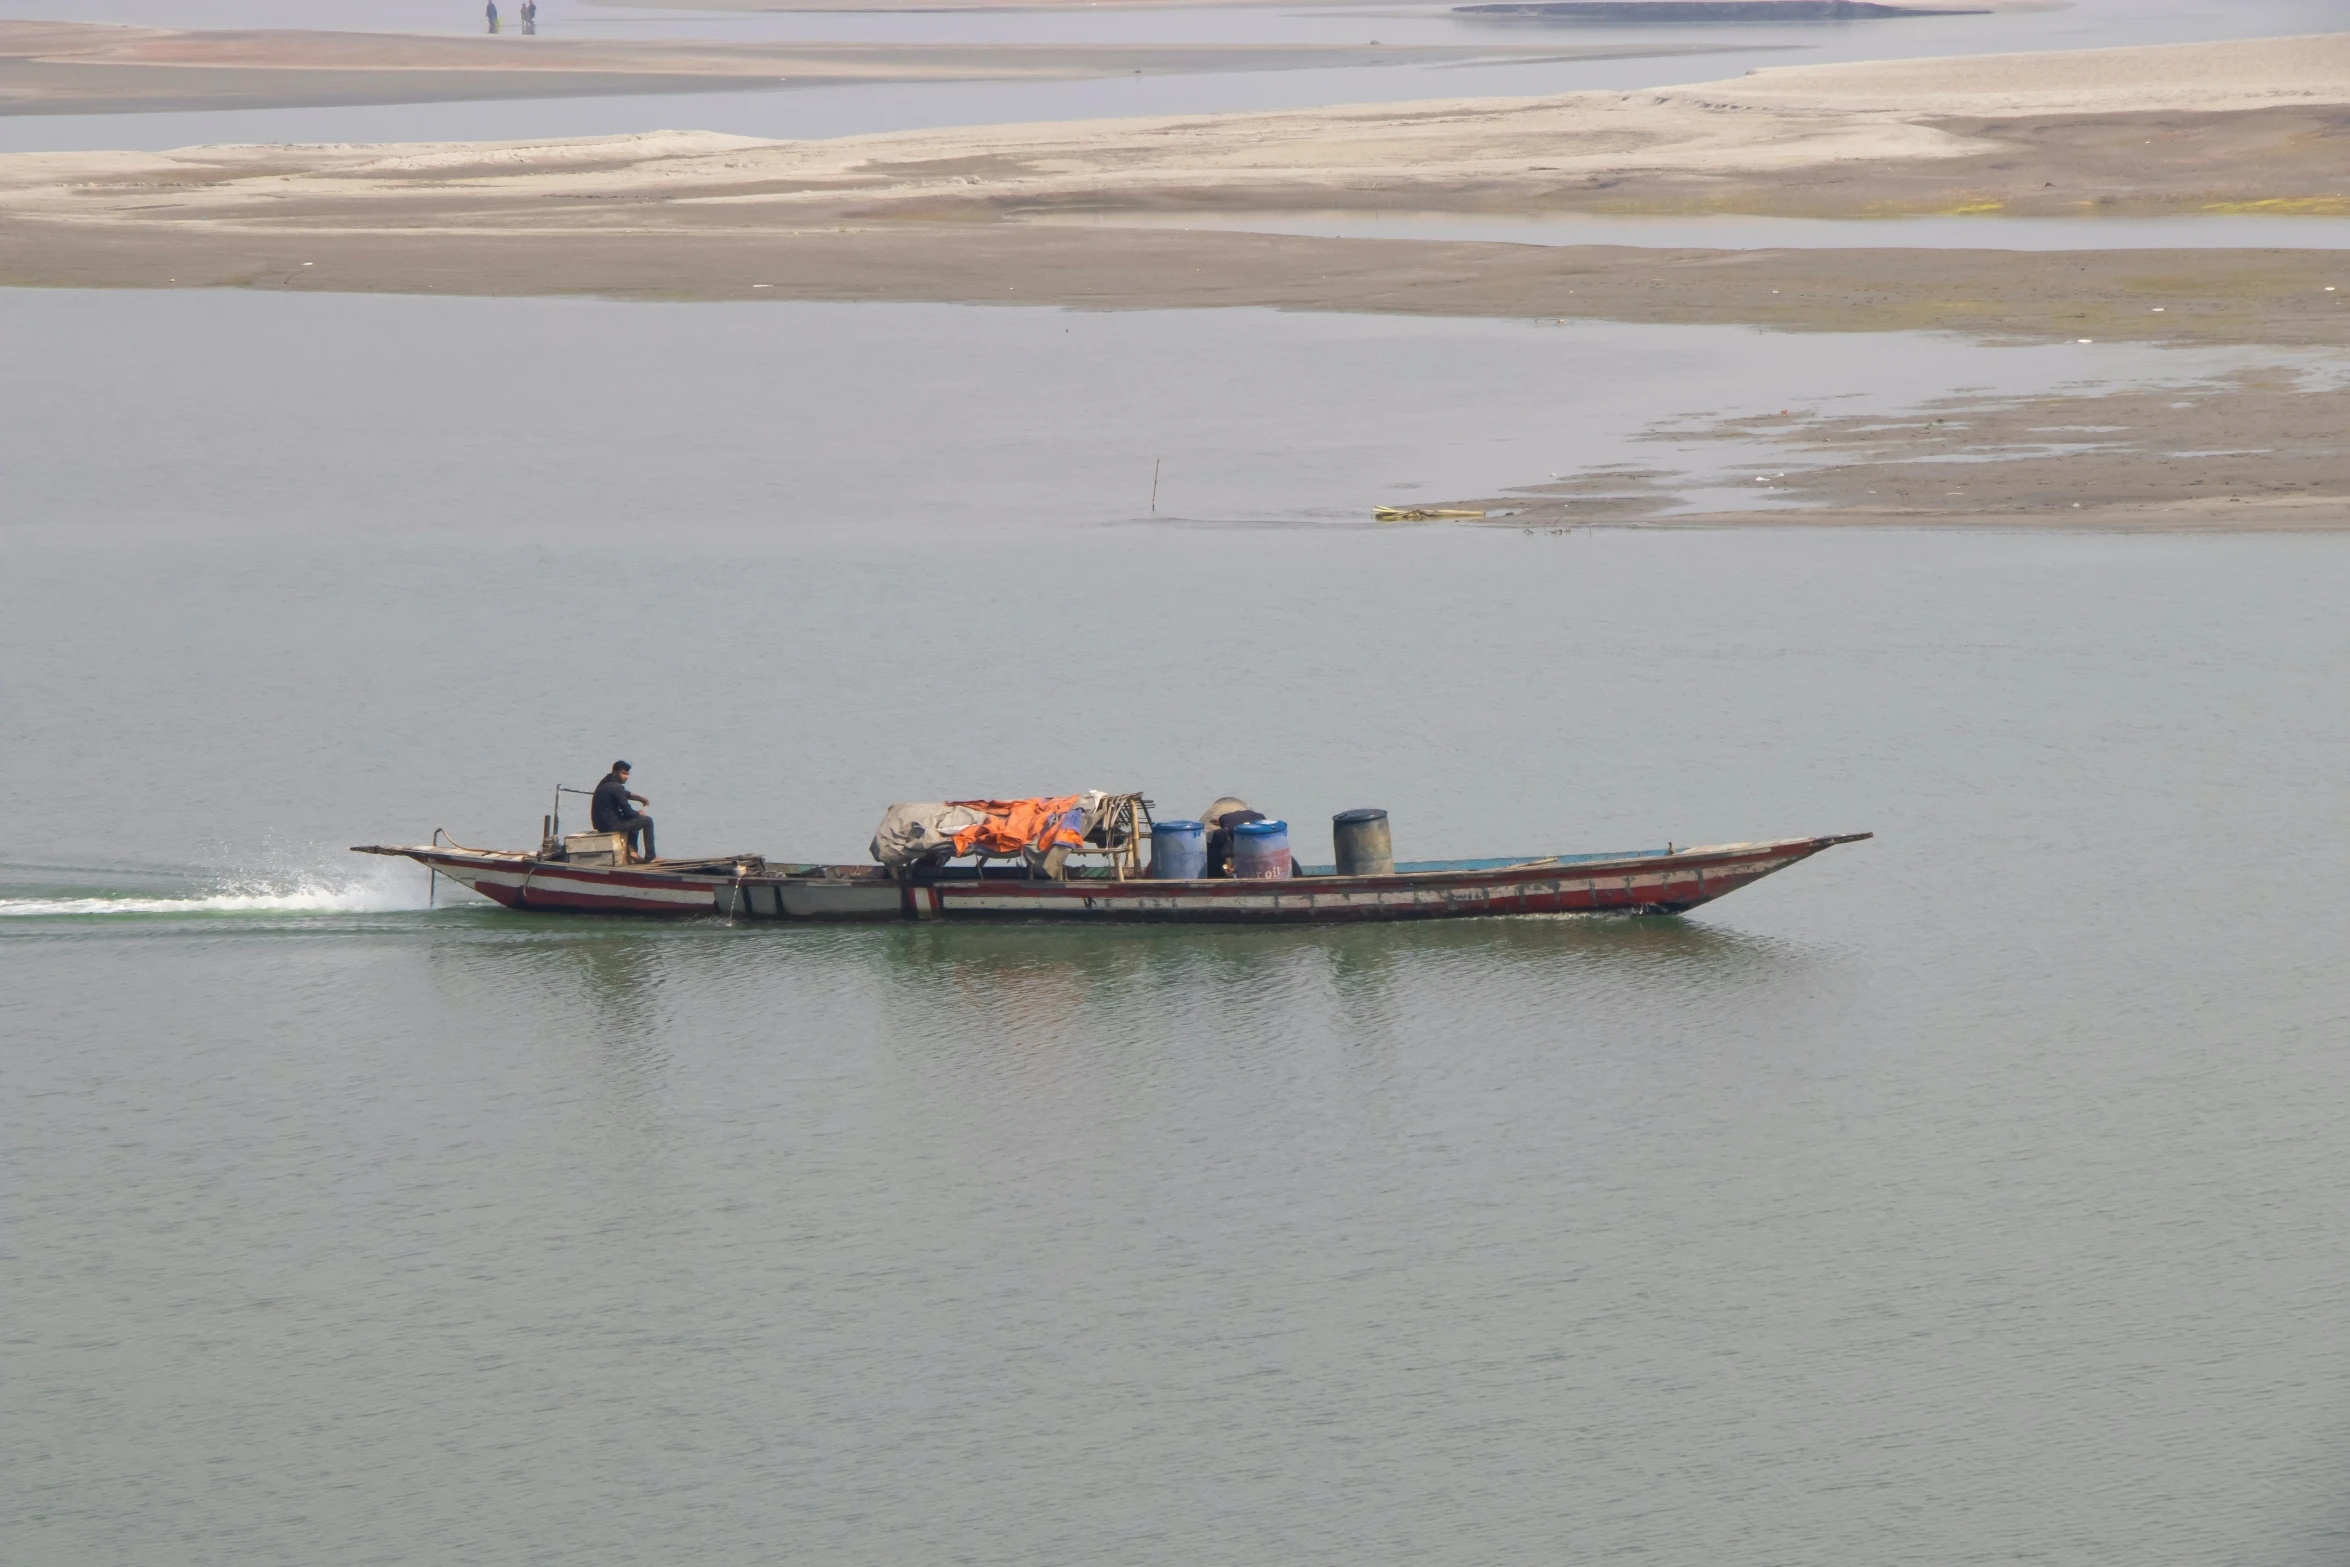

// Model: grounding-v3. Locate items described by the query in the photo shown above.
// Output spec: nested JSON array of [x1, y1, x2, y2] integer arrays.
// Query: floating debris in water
[[1374, 506, 1487, 521]]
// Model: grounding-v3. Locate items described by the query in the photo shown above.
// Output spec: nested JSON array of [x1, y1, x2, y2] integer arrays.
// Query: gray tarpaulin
[[869, 803, 987, 869]]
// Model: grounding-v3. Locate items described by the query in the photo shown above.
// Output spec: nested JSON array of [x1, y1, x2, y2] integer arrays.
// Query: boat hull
[[355, 836, 1868, 924], [360, 848, 733, 915], [723, 839, 1856, 923]]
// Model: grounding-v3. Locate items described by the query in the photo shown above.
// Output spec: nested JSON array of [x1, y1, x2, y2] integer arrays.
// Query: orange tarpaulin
[[947, 797, 1087, 858]]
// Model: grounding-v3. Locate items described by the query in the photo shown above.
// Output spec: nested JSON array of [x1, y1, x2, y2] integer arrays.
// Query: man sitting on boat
[[1201, 797, 1265, 877], [592, 761, 655, 861], [1201, 796, 1313, 878]]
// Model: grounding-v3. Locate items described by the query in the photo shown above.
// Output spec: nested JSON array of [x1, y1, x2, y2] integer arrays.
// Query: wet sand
[[1452, 372, 2350, 530], [5, 219, 2342, 349]]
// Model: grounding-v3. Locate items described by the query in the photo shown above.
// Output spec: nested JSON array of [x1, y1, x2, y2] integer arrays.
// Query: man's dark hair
[[612, 760, 631, 773]]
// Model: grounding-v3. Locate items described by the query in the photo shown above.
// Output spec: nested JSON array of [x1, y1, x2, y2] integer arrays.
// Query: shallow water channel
[[6, 287, 2350, 1565]]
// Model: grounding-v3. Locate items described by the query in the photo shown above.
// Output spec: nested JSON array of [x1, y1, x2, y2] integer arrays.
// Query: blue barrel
[[1148, 819, 1207, 880], [1231, 818, 1292, 879]]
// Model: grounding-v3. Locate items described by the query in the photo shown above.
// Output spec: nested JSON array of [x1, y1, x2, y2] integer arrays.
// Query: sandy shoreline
[[8, 30, 2348, 528], [6, 33, 2344, 226]]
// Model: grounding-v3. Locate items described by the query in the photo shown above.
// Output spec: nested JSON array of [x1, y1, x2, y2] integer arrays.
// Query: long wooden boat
[[352, 833, 1870, 924]]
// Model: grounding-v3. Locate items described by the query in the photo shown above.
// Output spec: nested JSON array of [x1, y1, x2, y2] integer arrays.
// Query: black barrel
[[1332, 808, 1394, 877]]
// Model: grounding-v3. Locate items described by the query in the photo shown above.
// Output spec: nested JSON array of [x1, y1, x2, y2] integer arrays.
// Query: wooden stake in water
[[1151, 458, 1161, 513]]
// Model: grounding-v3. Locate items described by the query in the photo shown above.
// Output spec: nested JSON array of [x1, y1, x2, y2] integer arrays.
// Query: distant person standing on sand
[[521, 0, 536, 33], [485, 0, 499, 32]]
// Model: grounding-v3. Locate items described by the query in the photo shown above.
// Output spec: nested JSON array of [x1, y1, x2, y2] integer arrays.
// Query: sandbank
[[6, 31, 2344, 223], [8, 30, 2349, 527], [4, 32, 2344, 330]]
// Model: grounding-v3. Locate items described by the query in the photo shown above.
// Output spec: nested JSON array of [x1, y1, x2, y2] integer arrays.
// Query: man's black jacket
[[591, 773, 639, 831]]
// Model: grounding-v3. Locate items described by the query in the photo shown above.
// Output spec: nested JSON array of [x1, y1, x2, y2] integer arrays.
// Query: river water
[[6, 286, 2350, 1564]]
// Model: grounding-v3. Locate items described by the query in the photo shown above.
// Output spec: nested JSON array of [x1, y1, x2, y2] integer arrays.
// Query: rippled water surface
[[7, 288, 2350, 1565]]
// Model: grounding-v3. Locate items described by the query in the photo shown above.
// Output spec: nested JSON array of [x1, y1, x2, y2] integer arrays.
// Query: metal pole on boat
[[1150, 458, 1161, 513]]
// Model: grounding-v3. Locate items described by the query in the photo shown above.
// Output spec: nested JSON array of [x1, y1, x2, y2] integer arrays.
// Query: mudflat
[[5, 219, 2342, 350], [1448, 372, 2350, 530]]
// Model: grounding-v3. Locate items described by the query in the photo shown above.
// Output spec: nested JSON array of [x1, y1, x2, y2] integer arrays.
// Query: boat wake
[[0, 861, 431, 918]]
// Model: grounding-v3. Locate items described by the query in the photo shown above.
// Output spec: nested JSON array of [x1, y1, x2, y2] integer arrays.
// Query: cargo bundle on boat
[[355, 784, 1867, 924]]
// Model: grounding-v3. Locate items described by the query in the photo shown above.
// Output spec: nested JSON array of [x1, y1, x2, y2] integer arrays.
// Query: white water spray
[[0, 857, 434, 918]]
